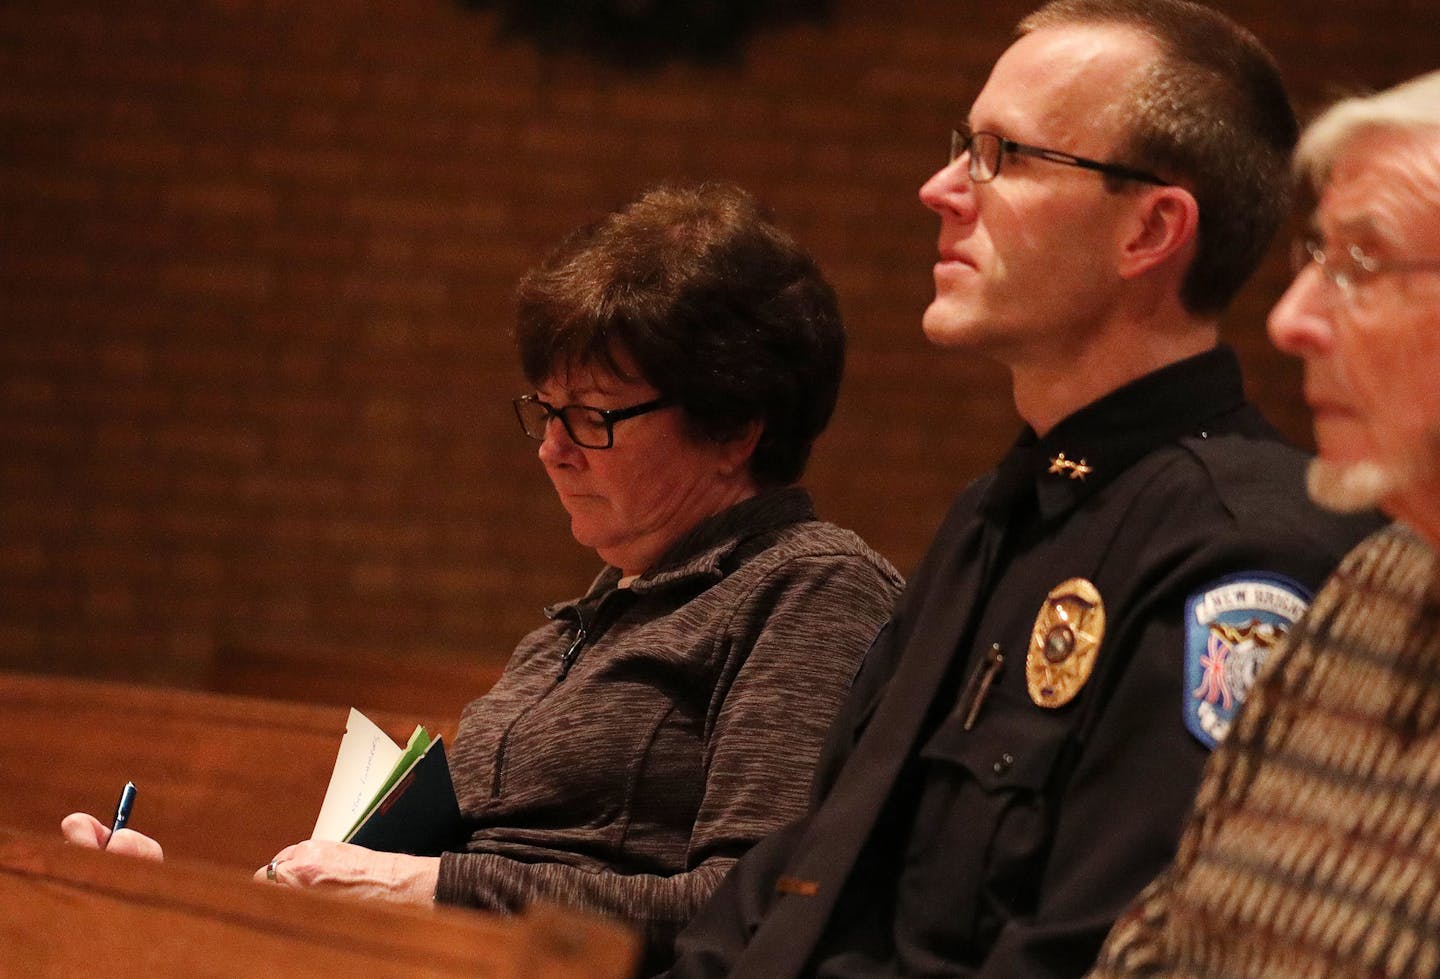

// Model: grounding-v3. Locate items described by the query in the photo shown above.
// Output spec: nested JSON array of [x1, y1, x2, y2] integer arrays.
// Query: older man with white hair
[[1089, 69, 1440, 979]]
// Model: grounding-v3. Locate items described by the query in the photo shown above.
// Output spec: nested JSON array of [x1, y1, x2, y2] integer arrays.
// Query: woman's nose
[[537, 416, 582, 467]]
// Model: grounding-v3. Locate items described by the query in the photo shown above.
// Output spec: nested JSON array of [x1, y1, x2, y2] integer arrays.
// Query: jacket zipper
[[557, 624, 589, 679], [490, 615, 590, 798]]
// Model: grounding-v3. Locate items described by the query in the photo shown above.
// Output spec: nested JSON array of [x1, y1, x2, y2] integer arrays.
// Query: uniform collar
[[982, 345, 1247, 523]]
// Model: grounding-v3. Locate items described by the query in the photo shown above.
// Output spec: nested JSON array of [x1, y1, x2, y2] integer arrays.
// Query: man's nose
[[919, 154, 977, 219], [1268, 265, 1337, 358]]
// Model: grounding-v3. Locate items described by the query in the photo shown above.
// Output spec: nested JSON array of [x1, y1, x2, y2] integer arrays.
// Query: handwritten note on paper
[[311, 709, 404, 841]]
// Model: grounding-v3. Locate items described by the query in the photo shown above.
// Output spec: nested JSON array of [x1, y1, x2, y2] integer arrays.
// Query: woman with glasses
[[437, 184, 900, 971], [67, 183, 900, 973]]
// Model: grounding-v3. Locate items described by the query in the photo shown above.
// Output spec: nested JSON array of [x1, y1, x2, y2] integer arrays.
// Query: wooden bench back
[[0, 826, 637, 978], [204, 640, 505, 718], [0, 670, 451, 871]]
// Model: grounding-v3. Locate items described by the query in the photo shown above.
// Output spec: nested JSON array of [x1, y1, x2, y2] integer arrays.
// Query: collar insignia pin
[[1047, 453, 1092, 481]]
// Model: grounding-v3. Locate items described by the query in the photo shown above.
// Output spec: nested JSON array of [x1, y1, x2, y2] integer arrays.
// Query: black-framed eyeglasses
[[1291, 236, 1440, 297], [512, 394, 674, 449], [949, 124, 1170, 187]]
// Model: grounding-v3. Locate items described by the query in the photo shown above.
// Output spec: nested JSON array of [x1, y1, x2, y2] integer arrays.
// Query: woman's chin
[[567, 518, 626, 557]]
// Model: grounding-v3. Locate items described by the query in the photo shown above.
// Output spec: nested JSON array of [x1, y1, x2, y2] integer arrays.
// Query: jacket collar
[[982, 345, 1247, 523], [546, 487, 816, 616]]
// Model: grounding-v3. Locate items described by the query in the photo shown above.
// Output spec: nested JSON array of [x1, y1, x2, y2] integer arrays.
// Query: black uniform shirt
[[754, 347, 1378, 979], [666, 347, 1381, 979]]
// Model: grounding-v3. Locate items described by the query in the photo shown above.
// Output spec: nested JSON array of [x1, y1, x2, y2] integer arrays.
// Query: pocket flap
[[919, 696, 1073, 794]]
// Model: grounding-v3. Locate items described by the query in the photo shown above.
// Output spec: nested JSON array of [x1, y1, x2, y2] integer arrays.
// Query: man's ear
[[1117, 185, 1200, 280]]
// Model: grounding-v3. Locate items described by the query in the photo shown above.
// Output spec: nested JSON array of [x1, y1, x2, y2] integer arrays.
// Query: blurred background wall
[[1, 0, 1435, 704]]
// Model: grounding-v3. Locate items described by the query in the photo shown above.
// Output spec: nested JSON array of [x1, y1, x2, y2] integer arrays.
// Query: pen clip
[[959, 644, 1005, 731]]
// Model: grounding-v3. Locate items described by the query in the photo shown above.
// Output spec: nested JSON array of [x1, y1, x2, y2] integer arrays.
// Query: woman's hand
[[256, 839, 439, 907], [60, 812, 164, 861]]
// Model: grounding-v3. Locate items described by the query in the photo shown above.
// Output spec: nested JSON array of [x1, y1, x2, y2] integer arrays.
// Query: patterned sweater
[[435, 488, 902, 971], [1090, 523, 1440, 978]]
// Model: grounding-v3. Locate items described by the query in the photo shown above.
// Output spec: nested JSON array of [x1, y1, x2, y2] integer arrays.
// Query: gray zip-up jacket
[[436, 487, 902, 971]]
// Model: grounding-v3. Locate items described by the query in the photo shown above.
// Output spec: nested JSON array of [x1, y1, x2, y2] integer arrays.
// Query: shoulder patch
[[1184, 573, 1312, 750]]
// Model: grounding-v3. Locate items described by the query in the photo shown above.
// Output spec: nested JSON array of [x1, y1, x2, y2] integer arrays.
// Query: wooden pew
[[203, 639, 506, 719], [0, 826, 638, 977], [0, 670, 451, 871]]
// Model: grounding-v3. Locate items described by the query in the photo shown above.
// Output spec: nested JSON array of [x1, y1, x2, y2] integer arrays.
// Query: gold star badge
[[1027, 578, 1105, 708], [1047, 453, 1092, 481]]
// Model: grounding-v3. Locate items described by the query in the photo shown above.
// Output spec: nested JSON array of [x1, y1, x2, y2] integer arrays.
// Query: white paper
[[310, 708, 404, 841]]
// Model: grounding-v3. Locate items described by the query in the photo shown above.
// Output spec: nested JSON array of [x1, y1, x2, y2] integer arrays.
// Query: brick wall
[[1, 0, 1433, 697]]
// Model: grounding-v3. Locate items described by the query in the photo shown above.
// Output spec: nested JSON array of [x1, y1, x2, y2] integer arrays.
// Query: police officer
[[664, 1, 1382, 976]]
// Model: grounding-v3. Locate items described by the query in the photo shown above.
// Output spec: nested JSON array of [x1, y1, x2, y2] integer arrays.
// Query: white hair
[[1295, 70, 1440, 192]]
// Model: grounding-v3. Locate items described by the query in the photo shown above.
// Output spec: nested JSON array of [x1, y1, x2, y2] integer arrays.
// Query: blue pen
[[106, 781, 136, 848]]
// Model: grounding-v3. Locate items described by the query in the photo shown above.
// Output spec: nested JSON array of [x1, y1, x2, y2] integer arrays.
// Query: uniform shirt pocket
[[920, 692, 1072, 794], [897, 690, 1077, 950]]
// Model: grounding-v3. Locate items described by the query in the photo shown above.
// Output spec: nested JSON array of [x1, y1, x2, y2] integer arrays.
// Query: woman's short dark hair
[[515, 183, 845, 487]]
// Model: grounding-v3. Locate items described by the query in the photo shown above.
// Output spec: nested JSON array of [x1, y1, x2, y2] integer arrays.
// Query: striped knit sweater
[[1090, 523, 1440, 978]]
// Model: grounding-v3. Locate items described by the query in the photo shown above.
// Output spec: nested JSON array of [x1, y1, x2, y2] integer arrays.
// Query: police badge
[[1184, 573, 1312, 749], [1027, 578, 1105, 708]]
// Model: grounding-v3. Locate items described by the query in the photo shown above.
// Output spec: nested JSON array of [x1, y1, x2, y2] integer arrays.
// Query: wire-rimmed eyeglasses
[[949, 124, 1170, 186], [1290, 236, 1440, 297], [512, 394, 674, 449]]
